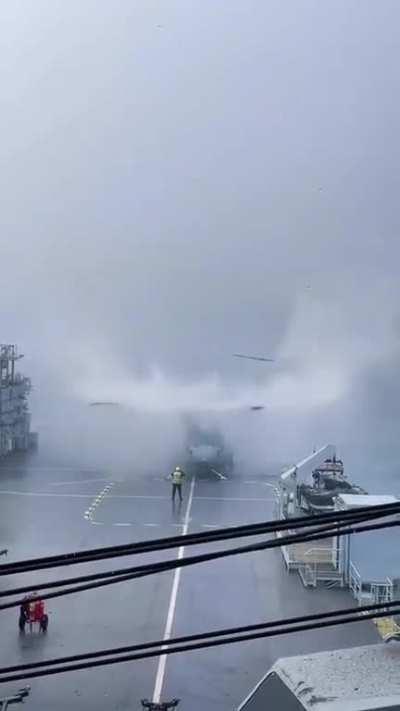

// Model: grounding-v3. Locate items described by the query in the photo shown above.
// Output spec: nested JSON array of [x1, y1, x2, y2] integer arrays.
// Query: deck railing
[[298, 546, 344, 588]]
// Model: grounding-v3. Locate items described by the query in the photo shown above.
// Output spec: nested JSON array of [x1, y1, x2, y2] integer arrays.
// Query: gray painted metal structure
[[238, 644, 400, 711], [278, 451, 400, 603], [335, 495, 399, 606], [0, 345, 34, 457]]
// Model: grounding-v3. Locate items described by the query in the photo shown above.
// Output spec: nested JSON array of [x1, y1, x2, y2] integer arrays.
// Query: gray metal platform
[[238, 643, 400, 710]]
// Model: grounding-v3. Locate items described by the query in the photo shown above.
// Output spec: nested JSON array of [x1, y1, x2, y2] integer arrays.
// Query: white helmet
[[175, 466, 181, 471]]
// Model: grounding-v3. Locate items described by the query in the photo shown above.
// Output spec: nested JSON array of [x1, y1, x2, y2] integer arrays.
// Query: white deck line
[[195, 496, 275, 502], [211, 468, 227, 480], [0, 490, 94, 498], [152, 476, 196, 703], [51, 478, 110, 486]]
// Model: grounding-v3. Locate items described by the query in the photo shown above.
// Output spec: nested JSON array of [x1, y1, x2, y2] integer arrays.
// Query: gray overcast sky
[[1, 1, 400, 481]]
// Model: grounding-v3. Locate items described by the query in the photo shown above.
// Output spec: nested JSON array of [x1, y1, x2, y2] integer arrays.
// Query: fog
[[1, 1, 400, 489]]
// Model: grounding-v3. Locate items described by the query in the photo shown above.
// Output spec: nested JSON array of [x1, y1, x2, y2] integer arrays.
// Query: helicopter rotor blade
[[233, 353, 274, 363]]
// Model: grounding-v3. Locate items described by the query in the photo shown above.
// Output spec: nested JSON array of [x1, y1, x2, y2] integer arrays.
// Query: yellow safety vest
[[172, 470, 184, 484]]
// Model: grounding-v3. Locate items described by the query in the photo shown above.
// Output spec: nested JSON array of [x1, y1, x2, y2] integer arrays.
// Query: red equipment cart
[[18, 593, 48, 633]]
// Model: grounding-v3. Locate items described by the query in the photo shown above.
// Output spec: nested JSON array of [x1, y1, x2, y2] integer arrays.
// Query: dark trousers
[[172, 484, 183, 502]]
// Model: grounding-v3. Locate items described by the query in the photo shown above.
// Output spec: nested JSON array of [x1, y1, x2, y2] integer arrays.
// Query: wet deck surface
[[0, 454, 379, 710]]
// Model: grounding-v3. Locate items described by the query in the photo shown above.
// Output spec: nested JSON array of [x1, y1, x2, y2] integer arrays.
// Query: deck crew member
[[170, 466, 186, 503]]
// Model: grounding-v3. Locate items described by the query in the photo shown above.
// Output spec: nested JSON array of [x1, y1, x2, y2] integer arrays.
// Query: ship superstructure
[[0, 344, 34, 456], [277, 446, 400, 637]]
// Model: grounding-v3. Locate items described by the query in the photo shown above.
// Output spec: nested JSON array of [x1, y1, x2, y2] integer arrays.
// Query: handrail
[[303, 546, 334, 563]]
